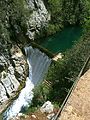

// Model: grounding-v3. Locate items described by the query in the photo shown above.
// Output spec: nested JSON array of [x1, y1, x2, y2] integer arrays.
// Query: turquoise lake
[[41, 26, 82, 54]]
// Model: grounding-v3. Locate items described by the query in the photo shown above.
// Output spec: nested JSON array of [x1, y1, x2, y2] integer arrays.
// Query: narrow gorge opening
[[3, 46, 51, 120]]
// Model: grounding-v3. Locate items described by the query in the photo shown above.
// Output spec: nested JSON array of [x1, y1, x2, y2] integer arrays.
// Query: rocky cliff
[[0, 0, 49, 113], [26, 0, 50, 40], [0, 40, 28, 112]]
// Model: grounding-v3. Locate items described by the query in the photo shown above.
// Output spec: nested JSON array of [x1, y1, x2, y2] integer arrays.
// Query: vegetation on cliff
[[1, 0, 90, 43], [0, 0, 90, 115], [40, 0, 90, 36], [35, 0, 90, 43], [30, 24, 90, 110], [29, 13, 90, 111], [0, 0, 31, 44]]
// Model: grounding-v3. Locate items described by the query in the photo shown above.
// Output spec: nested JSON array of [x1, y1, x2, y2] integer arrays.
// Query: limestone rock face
[[0, 83, 8, 103], [26, 0, 50, 40], [0, 0, 49, 113], [0, 41, 28, 112], [1, 71, 20, 96], [10, 45, 28, 82], [40, 101, 54, 113]]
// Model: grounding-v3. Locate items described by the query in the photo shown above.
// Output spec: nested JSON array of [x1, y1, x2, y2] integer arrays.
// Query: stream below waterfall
[[3, 46, 51, 120]]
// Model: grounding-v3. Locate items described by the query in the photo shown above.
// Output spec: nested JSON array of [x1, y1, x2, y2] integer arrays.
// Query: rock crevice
[[26, 0, 50, 40], [0, 42, 28, 113]]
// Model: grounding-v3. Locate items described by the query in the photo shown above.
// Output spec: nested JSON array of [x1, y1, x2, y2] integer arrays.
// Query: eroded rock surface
[[0, 0, 49, 113], [0, 41, 28, 113], [26, 0, 50, 40]]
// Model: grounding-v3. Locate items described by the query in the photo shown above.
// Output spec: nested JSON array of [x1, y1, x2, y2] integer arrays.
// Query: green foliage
[[46, 30, 90, 102], [42, 0, 90, 36], [84, 17, 90, 32], [31, 27, 90, 107], [24, 83, 50, 113], [45, 0, 64, 35], [62, 0, 90, 25], [0, 0, 31, 43], [46, 24, 62, 35], [32, 84, 50, 106], [0, 21, 10, 42]]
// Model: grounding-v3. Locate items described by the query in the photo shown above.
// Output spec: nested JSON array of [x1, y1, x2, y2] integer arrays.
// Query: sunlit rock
[[40, 101, 54, 113], [0, 83, 8, 103], [26, 0, 50, 40], [3, 46, 51, 120], [0, 42, 28, 113]]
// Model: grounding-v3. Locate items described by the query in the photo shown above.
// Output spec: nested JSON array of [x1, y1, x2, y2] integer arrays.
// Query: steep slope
[[0, 41, 28, 113], [0, 0, 49, 113]]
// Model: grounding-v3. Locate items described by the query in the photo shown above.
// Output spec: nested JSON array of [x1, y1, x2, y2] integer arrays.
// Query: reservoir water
[[41, 26, 82, 54]]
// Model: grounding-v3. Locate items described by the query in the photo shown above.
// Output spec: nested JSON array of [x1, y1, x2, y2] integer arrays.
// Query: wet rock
[[0, 42, 28, 113]]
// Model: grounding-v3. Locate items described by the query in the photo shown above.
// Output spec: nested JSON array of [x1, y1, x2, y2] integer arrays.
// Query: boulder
[[40, 101, 54, 113]]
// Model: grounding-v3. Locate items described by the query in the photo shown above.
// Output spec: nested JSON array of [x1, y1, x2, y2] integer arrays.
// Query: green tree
[[42, 0, 90, 36], [0, 0, 31, 43]]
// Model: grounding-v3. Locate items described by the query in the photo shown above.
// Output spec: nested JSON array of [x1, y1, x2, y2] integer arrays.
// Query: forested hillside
[[30, 0, 90, 110], [0, 0, 29, 43], [0, 0, 90, 118], [35, 0, 90, 41], [1, 0, 90, 42]]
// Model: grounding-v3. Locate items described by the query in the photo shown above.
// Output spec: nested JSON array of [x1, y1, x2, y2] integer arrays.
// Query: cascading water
[[3, 46, 51, 120]]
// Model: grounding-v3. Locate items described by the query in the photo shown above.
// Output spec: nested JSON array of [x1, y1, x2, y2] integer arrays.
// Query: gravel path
[[59, 69, 90, 120]]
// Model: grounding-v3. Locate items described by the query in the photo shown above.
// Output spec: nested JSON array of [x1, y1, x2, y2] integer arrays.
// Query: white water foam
[[3, 46, 51, 120], [3, 62, 34, 120]]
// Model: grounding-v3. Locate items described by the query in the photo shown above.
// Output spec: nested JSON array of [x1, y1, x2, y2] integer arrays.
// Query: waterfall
[[3, 46, 51, 120]]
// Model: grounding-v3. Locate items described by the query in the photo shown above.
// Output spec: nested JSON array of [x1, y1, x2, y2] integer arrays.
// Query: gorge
[[1, 25, 82, 120], [0, 0, 50, 116], [0, 0, 90, 120], [3, 46, 51, 120]]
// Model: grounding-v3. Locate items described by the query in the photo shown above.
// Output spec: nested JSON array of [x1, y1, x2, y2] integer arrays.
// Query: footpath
[[59, 69, 90, 120]]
